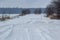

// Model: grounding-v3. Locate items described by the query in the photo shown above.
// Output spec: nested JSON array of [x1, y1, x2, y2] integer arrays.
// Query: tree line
[[0, 8, 41, 21], [46, 0, 60, 19]]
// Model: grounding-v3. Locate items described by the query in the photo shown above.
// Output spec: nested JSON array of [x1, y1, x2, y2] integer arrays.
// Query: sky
[[0, 0, 52, 8]]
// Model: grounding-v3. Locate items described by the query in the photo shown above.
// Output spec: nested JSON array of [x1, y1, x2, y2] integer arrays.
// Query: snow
[[0, 14, 60, 40], [0, 14, 19, 18]]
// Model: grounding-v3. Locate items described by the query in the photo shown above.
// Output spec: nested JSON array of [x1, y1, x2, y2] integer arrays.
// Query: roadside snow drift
[[0, 14, 60, 40]]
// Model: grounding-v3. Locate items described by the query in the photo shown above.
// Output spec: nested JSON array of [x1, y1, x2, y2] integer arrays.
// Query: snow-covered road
[[0, 14, 60, 40]]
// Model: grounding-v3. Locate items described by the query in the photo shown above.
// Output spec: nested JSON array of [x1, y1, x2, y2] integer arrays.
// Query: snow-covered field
[[0, 14, 60, 40], [0, 14, 19, 18]]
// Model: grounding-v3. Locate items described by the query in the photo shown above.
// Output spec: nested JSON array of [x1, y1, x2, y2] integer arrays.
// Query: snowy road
[[0, 14, 60, 40]]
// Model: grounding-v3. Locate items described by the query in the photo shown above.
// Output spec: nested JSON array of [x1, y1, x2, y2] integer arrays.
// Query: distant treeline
[[0, 8, 46, 14]]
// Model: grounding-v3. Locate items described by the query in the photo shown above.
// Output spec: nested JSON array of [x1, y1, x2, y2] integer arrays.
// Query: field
[[0, 14, 60, 40]]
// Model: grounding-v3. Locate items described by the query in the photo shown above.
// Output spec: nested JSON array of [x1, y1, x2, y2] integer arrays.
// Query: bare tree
[[0, 9, 10, 21], [46, 0, 60, 19], [20, 9, 31, 16], [34, 8, 41, 14], [46, 5, 54, 17]]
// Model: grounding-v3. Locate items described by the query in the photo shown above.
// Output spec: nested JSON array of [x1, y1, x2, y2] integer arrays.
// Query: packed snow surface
[[0, 14, 60, 40]]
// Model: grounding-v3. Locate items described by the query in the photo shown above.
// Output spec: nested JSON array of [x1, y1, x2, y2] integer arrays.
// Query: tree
[[46, 4, 54, 17], [20, 9, 31, 16], [34, 8, 41, 14], [0, 9, 10, 21], [46, 0, 60, 19]]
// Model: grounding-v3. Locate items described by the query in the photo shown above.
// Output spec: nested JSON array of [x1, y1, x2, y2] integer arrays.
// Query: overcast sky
[[0, 0, 51, 8]]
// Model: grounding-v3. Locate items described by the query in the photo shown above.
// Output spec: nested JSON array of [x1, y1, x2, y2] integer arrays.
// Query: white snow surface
[[0, 14, 19, 18], [0, 14, 60, 40]]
